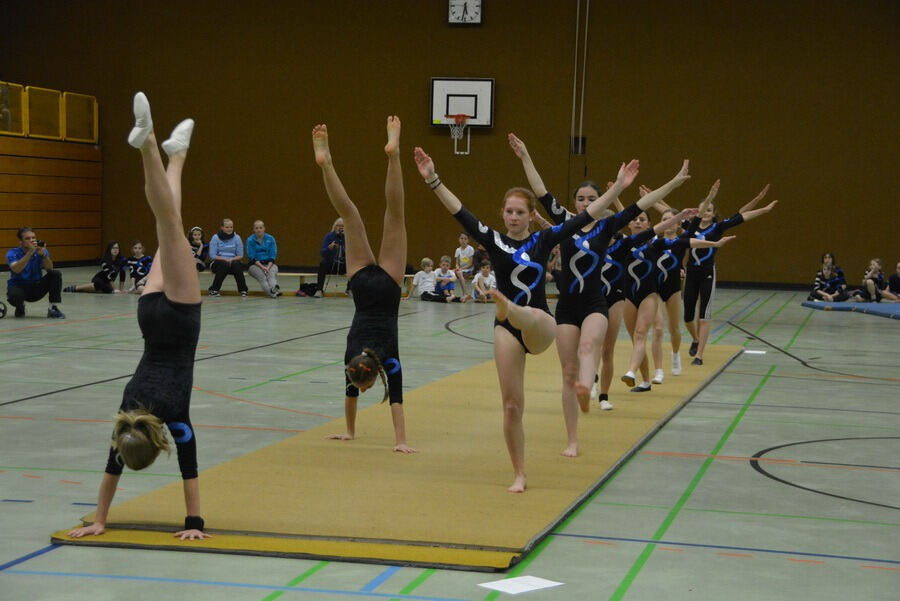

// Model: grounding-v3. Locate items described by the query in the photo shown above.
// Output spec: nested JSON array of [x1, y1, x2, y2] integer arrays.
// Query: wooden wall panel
[[2, 1, 897, 282], [0, 136, 102, 263]]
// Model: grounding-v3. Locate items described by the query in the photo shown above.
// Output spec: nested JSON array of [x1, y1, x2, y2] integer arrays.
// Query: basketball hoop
[[445, 114, 471, 155]]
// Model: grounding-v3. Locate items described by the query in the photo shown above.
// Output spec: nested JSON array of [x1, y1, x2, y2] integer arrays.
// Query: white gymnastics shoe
[[127, 92, 153, 148], [652, 369, 664, 384], [162, 118, 195, 156], [621, 371, 636, 387], [672, 352, 682, 375]]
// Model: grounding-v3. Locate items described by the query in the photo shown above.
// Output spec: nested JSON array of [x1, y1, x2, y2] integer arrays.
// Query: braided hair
[[346, 348, 389, 403]]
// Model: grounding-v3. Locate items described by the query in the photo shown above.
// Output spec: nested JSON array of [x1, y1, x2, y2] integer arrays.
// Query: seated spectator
[[412, 257, 445, 302], [246, 220, 281, 298], [849, 258, 886, 302], [188, 226, 209, 271], [312, 217, 347, 298], [435, 255, 467, 302], [453, 232, 475, 295], [472, 260, 497, 302], [208, 217, 248, 297], [64, 240, 127, 293], [808, 252, 848, 302], [883, 261, 900, 302], [5, 226, 65, 318], [126, 240, 153, 294]]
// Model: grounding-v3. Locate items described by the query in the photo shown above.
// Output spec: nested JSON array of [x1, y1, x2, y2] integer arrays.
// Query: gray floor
[[1, 266, 898, 601]]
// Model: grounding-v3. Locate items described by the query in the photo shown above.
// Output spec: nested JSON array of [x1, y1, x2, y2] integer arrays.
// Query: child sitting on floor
[[472, 261, 496, 302]]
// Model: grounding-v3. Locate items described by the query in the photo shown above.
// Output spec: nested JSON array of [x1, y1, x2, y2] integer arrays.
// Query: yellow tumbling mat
[[53, 344, 741, 570]]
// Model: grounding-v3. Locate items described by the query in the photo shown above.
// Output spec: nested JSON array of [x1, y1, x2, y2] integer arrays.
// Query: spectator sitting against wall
[[246, 220, 281, 298], [208, 217, 248, 297], [313, 217, 347, 298]]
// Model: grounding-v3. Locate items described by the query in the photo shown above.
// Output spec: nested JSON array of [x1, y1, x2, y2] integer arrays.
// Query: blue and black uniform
[[344, 265, 403, 404], [539, 193, 643, 326], [683, 213, 744, 322], [105, 292, 202, 480], [651, 232, 696, 303], [625, 236, 661, 307], [453, 204, 595, 352], [808, 267, 848, 301], [127, 254, 153, 285], [91, 258, 127, 293], [602, 230, 656, 307]]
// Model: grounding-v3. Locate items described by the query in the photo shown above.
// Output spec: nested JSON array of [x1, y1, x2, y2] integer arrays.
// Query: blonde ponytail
[[111, 408, 170, 470]]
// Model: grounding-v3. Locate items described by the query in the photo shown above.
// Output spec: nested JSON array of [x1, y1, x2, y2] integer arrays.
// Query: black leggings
[[7, 270, 62, 306], [317, 259, 347, 292], [683, 266, 715, 322], [209, 259, 248, 292]]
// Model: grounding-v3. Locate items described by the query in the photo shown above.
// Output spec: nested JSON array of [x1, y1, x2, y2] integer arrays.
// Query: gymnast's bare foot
[[489, 288, 509, 322], [574, 382, 591, 413], [384, 115, 401, 156], [561, 443, 579, 458], [312, 124, 331, 166], [508, 473, 527, 493]]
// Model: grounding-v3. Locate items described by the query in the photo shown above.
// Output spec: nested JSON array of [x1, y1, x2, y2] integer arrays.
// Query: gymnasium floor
[[1, 266, 898, 601]]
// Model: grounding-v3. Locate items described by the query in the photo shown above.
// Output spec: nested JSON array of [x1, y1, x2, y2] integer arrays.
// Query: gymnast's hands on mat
[[174, 528, 212, 541], [67, 523, 106, 538]]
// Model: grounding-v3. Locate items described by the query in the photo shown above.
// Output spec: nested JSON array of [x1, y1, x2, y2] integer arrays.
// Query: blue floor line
[[361, 565, 401, 592], [0, 545, 59, 572], [2, 570, 470, 600], [552, 533, 900, 565], [711, 297, 761, 336], [1, 499, 34, 503]]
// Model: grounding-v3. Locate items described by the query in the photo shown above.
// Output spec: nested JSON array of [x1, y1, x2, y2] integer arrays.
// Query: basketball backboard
[[430, 78, 494, 128]]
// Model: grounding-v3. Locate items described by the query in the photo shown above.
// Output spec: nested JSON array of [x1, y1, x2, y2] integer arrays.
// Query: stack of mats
[[53, 344, 741, 571]]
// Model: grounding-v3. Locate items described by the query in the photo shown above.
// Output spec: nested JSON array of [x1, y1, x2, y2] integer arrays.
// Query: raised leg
[[490, 288, 556, 354], [377, 116, 407, 285], [312, 124, 375, 278]]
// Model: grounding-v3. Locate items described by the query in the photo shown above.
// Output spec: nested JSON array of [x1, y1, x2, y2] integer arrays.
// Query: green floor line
[[595, 501, 900, 527], [608, 364, 776, 601], [481, 445, 645, 601], [711, 292, 776, 345], [391, 568, 436, 601], [0, 465, 179, 477], [260, 560, 329, 601], [784, 309, 815, 351], [233, 361, 343, 393], [743, 293, 796, 347]]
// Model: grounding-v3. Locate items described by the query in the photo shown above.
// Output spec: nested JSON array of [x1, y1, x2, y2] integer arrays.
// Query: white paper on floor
[[743, 350, 767, 355], [477, 575, 564, 595]]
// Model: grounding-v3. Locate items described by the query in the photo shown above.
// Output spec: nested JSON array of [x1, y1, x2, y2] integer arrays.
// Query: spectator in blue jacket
[[246, 220, 281, 298], [314, 217, 347, 297], [208, 217, 248, 297], [6, 226, 65, 318]]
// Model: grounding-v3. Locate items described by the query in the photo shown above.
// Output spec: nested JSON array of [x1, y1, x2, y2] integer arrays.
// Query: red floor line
[[191, 386, 336, 419], [0, 415, 35, 420], [22, 474, 41, 479], [584, 540, 616, 546], [59, 480, 81, 485], [717, 552, 752, 558], [861, 564, 900, 572], [658, 547, 684, 552], [788, 558, 825, 564]]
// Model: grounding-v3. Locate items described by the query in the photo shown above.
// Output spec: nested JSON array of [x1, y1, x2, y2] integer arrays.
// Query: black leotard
[[683, 213, 744, 322], [105, 292, 202, 479], [652, 235, 692, 302], [602, 230, 655, 306], [453, 205, 594, 351], [539, 193, 643, 326], [344, 264, 403, 404]]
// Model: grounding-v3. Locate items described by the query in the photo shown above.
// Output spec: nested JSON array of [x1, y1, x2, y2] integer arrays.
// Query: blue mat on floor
[[802, 300, 900, 319]]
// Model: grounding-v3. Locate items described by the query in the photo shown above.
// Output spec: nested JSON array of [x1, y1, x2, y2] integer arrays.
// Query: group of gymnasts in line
[[68, 93, 776, 543]]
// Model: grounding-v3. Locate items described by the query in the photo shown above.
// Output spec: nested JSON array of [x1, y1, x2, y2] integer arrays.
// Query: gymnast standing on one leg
[[414, 144, 638, 491], [509, 133, 689, 457], [313, 118, 415, 453], [683, 184, 778, 365], [68, 93, 208, 541]]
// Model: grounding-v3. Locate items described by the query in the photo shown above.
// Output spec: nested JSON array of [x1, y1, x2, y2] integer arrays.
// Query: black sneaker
[[14, 304, 25, 317], [208, 290, 220, 297], [630, 383, 652, 392], [240, 291, 248, 297], [47, 306, 66, 319], [689, 341, 699, 357], [691, 357, 703, 366], [63, 285, 77, 293]]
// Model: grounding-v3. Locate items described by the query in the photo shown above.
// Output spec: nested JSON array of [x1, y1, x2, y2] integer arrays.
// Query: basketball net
[[446, 114, 471, 155]]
